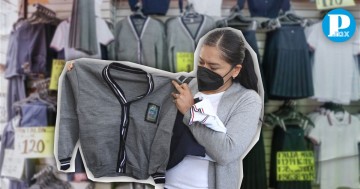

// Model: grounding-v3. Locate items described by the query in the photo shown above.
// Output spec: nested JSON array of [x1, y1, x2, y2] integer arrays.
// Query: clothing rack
[[33, 3, 56, 18]]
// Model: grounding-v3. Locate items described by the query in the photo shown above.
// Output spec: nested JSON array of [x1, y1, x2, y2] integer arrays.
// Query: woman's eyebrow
[[199, 57, 221, 66]]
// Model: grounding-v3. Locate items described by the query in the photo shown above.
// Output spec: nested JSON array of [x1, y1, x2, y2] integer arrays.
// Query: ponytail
[[236, 49, 259, 93]]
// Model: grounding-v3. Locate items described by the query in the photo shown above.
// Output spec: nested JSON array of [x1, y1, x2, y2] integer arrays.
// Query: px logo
[[322, 8, 356, 42]]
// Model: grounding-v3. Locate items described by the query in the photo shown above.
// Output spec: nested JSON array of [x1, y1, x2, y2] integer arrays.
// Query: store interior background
[[0, 0, 360, 189]]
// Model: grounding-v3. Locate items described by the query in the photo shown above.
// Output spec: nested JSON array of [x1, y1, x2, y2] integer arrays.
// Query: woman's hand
[[172, 80, 194, 114]]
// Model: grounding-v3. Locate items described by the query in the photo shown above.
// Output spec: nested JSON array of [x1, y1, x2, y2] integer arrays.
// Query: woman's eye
[[199, 61, 205, 65]]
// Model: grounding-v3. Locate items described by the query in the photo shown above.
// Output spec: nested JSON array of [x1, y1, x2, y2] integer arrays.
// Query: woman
[[165, 28, 264, 189]]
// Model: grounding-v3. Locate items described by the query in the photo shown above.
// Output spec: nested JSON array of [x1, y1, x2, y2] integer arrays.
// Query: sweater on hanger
[[114, 16, 167, 71], [166, 15, 215, 73]]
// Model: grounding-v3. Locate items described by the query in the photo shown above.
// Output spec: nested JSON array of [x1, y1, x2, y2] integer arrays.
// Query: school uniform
[[56, 58, 192, 183], [263, 25, 314, 99], [51, 17, 114, 61], [306, 23, 360, 104], [68, 0, 98, 55], [308, 112, 360, 189], [269, 125, 312, 189], [166, 15, 216, 72], [5, 22, 56, 120], [114, 16, 167, 70]]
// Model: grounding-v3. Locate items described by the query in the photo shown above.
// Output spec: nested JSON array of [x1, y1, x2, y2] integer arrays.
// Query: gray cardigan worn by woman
[[182, 79, 262, 189]]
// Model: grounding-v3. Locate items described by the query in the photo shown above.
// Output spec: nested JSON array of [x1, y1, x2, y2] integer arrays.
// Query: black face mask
[[197, 66, 233, 92]]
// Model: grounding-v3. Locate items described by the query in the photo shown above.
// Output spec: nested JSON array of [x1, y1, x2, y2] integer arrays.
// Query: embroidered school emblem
[[145, 103, 160, 124]]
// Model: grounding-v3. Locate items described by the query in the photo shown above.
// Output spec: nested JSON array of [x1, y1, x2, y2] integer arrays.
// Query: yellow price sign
[[15, 127, 55, 158], [176, 52, 194, 72], [1, 149, 25, 179], [316, 0, 355, 10], [49, 59, 66, 90], [276, 151, 315, 181]]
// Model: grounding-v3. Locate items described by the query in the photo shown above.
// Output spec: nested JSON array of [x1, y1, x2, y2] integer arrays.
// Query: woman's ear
[[232, 64, 242, 78]]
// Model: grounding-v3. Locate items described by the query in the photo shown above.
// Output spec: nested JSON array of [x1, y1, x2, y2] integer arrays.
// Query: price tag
[[49, 59, 66, 90], [15, 127, 55, 158], [276, 151, 315, 181], [1, 149, 25, 179], [176, 52, 194, 72], [316, 0, 355, 10]]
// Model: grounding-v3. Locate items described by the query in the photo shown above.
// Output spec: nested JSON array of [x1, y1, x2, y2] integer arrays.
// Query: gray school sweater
[[114, 16, 167, 71], [166, 15, 216, 72], [183, 79, 263, 189], [56, 58, 191, 183]]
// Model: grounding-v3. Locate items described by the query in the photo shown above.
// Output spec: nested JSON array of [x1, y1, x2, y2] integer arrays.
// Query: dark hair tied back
[[203, 29, 258, 92]]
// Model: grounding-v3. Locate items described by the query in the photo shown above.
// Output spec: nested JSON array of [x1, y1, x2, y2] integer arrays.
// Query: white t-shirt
[[50, 17, 114, 61], [306, 22, 360, 104], [165, 91, 225, 189], [319, 156, 360, 189], [308, 111, 360, 161], [188, 0, 223, 18], [308, 111, 360, 189]]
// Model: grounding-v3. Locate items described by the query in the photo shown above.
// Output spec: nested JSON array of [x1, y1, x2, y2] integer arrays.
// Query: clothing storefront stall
[[0, 0, 359, 189]]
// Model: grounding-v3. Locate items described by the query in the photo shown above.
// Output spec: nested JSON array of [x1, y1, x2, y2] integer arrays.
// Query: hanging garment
[[306, 23, 360, 104], [187, 0, 223, 17], [166, 15, 215, 72], [237, 0, 290, 18], [19, 101, 49, 127], [269, 125, 312, 189], [0, 116, 19, 172], [263, 25, 314, 99], [128, 0, 172, 15], [56, 58, 193, 183], [51, 17, 114, 61], [6, 76, 26, 121], [68, 0, 98, 55], [5, 22, 57, 120], [240, 131, 267, 189], [5, 22, 51, 77], [114, 16, 166, 70], [0, 116, 28, 189], [308, 111, 360, 189]]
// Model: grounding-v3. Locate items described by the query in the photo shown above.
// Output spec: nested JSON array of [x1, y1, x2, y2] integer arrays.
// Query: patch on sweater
[[145, 103, 160, 124]]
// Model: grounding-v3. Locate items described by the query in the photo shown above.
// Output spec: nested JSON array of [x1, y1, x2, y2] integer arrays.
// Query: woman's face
[[198, 45, 241, 80], [198, 45, 242, 94]]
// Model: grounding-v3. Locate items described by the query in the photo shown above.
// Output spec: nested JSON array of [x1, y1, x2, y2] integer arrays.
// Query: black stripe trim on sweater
[[102, 63, 154, 174], [59, 157, 72, 170], [151, 172, 166, 184]]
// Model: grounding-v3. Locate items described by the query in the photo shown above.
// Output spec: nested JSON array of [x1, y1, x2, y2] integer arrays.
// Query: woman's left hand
[[171, 80, 194, 114]]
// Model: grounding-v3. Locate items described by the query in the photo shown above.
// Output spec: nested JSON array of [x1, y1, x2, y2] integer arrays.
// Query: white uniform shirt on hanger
[[308, 111, 360, 189], [50, 17, 114, 61], [306, 23, 360, 104]]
